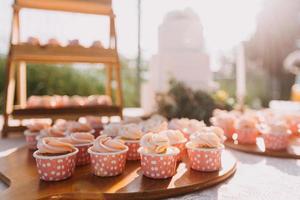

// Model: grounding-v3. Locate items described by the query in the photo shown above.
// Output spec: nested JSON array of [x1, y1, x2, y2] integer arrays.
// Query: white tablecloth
[[169, 150, 300, 200]]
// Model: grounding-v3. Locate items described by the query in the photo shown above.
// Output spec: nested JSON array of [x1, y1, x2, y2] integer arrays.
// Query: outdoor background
[[0, 0, 300, 113]]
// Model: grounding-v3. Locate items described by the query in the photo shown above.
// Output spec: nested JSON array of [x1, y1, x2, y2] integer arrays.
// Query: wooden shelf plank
[[15, 0, 113, 15], [12, 105, 122, 119], [11, 44, 118, 64]]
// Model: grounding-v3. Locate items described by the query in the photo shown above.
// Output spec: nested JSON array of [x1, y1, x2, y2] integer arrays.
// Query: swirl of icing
[[82, 116, 102, 129], [159, 130, 186, 144], [168, 118, 205, 135], [91, 135, 127, 153], [102, 123, 121, 137], [37, 137, 76, 154], [61, 132, 94, 145], [140, 133, 171, 154], [140, 119, 168, 134], [27, 122, 51, 132], [119, 123, 143, 140], [41, 127, 66, 137], [189, 131, 223, 148], [67, 122, 92, 133], [197, 126, 226, 143]]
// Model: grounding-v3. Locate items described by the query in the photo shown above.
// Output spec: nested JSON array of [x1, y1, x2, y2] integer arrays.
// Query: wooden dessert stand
[[225, 137, 300, 159], [2, 0, 123, 137], [0, 147, 237, 200]]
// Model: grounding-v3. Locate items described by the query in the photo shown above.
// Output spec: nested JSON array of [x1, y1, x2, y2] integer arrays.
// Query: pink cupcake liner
[[262, 134, 289, 151], [139, 147, 179, 179], [124, 140, 140, 160], [236, 129, 258, 144], [88, 147, 128, 177], [186, 143, 222, 172], [223, 127, 235, 139], [74, 143, 93, 166], [172, 141, 187, 162], [24, 130, 39, 150], [33, 148, 78, 181]]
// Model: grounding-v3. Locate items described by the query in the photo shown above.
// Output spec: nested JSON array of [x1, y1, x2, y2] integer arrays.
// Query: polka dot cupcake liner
[[33, 148, 78, 181], [138, 147, 179, 179], [24, 130, 39, 150], [186, 143, 222, 172], [88, 147, 128, 177], [74, 143, 93, 166], [124, 140, 140, 160], [172, 141, 187, 162], [262, 134, 289, 151], [236, 129, 258, 144]]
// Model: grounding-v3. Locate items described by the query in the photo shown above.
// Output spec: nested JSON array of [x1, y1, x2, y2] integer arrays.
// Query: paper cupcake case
[[187, 147, 222, 172], [173, 142, 187, 162], [74, 143, 93, 166], [139, 148, 179, 179], [33, 148, 78, 181], [262, 134, 289, 150], [236, 129, 258, 144], [125, 140, 140, 160], [88, 147, 128, 177], [24, 131, 39, 150]]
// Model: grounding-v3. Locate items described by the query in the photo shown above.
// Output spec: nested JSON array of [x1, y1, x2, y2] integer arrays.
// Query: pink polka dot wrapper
[[24, 130, 39, 150], [124, 140, 140, 160], [236, 129, 258, 144], [262, 134, 289, 151], [172, 140, 187, 162], [33, 148, 78, 181], [74, 143, 93, 166], [88, 147, 128, 177], [186, 143, 223, 172], [138, 147, 180, 179]]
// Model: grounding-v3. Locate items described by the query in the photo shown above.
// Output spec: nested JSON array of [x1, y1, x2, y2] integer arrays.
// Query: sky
[[0, 0, 263, 68]]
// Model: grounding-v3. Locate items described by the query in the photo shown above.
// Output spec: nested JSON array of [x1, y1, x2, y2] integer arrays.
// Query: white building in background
[[141, 8, 215, 114]]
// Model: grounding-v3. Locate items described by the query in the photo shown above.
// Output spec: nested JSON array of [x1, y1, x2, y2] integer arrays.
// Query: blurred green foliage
[[0, 57, 139, 112]]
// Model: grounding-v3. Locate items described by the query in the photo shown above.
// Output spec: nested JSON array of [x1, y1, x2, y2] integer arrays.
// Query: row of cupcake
[[27, 115, 226, 181], [27, 95, 112, 108], [211, 109, 296, 150], [26, 37, 104, 48]]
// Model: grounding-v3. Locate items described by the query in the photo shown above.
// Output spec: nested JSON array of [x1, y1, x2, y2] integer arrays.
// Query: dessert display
[[24, 121, 51, 149], [88, 135, 128, 177], [27, 36, 40, 46], [235, 117, 258, 144], [68, 39, 81, 47], [186, 129, 224, 172], [26, 95, 112, 108], [60, 132, 95, 166], [47, 38, 61, 47], [118, 123, 143, 160], [33, 137, 78, 181], [138, 133, 180, 179], [159, 129, 187, 161]]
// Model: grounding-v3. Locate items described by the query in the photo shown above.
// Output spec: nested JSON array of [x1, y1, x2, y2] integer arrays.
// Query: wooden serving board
[[225, 137, 300, 159], [0, 147, 236, 200]]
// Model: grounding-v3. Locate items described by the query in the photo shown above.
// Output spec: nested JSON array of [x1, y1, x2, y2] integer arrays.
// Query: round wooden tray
[[225, 137, 300, 159], [0, 146, 236, 200]]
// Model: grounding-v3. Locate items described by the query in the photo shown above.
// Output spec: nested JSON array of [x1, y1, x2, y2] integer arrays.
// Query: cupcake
[[138, 133, 179, 179], [39, 126, 67, 139], [60, 132, 94, 166], [284, 113, 300, 137], [260, 121, 291, 151], [102, 122, 121, 137], [210, 112, 236, 139], [139, 118, 168, 134], [118, 123, 143, 160], [33, 137, 78, 181], [186, 131, 223, 172], [235, 117, 258, 144], [159, 130, 187, 161], [81, 116, 103, 137], [24, 122, 51, 150], [67, 122, 93, 134], [88, 135, 128, 177], [168, 118, 206, 139]]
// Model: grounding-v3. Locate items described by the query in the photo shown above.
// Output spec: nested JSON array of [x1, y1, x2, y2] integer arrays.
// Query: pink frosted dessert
[[66, 122, 93, 134], [39, 127, 67, 139], [235, 117, 258, 144], [159, 130, 187, 161], [118, 123, 143, 160], [33, 137, 78, 181], [186, 131, 223, 172], [138, 133, 179, 179], [139, 116, 168, 134], [60, 132, 95, 166], [168, 118, 206, 139], [260, 121, 291, 151], [210, 111, 236, 139], [81, 116, 103, 137], [88, 135, 128, 177], [24, 122, 51, 150]]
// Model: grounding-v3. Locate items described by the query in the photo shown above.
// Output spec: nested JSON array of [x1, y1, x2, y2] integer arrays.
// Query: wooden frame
[[2, 0, 123, 137]]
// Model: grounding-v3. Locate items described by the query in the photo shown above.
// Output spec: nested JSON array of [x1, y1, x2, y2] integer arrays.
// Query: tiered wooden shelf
[[2, 0, 123, 136]]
